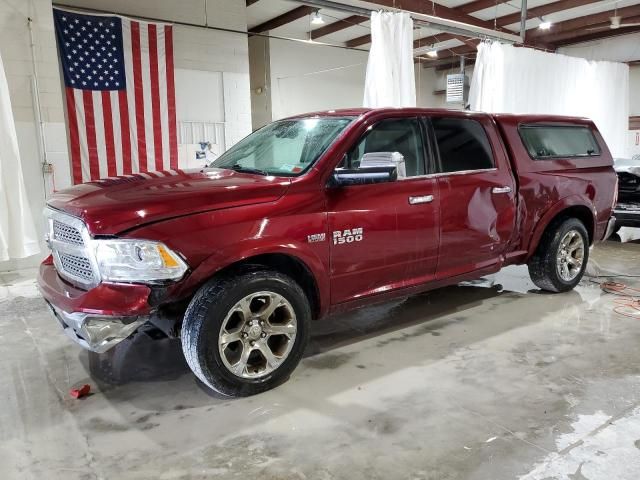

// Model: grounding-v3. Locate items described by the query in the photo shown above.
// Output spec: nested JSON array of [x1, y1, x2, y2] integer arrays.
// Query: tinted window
[[432, 117, 494, 173], [519, 125, 601, 159], [344, 118, 426, 177], [211, 117, 353, 176]]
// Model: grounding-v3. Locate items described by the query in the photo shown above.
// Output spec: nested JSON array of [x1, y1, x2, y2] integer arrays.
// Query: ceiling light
[[426, 49, 438, 58], [538, 18, 552, 30], [311, 11, 324, 25]]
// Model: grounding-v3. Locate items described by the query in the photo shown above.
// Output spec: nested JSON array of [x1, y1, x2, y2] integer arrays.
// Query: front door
[[326, 117, 440, 304], [428, 115, 517, 279]]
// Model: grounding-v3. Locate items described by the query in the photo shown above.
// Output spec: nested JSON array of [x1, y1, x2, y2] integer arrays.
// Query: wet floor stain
[[302, 352, 356, 369]]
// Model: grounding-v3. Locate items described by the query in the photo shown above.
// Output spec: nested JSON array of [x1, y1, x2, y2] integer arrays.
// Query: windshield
[[210, 116, 354, 176]]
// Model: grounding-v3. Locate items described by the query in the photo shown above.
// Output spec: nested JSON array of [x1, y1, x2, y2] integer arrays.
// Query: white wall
[[254, 38, 447, 125], [0, 0, 251, 271], [630, 65, 640, 117], [268, 39, 368, 121]]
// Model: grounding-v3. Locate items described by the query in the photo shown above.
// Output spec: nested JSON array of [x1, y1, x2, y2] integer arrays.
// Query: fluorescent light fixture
[[538, 18, 552, 30], [311, 11, 325, 25], [426, 48, 438, 58]]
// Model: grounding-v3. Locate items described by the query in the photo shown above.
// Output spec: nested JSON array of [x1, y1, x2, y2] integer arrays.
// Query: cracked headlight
[[94, 240, 188, 283]]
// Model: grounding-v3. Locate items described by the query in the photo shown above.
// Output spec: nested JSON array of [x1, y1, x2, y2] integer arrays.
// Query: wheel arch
[[527, 197, 596, 260], [210, 253, 322, 320]]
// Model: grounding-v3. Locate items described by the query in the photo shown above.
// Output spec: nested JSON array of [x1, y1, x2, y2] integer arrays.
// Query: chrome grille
[[58, 253, 94, 282], [53, 219, 84, 245], [45, 208, 100, 289]]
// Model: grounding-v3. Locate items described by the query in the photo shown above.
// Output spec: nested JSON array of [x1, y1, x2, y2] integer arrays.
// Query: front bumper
[[613, 203, 640, 228], [47, 303, 147, 353], [37, 261, 154, 353]]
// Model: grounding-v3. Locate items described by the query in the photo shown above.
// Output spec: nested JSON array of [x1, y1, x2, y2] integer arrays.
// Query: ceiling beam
[[345, 0, 511, 48], [249, 6, 315, 33], [542, 15, 640, 45], [413, 0, 600, 52], [308, 14, 368, 40], [552, 25, 640, 47], [496, 0, 600, 28], [529, 4, 640, 40], [458, 0, 509, 15]]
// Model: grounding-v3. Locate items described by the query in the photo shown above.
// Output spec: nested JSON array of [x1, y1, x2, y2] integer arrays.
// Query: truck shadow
[[81, 278, 569, 390]]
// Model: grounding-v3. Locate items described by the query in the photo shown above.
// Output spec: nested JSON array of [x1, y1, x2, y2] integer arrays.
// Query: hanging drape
[[0, 50, 40, 262], [469, 42, 630, 158], [363, 11, 416, 108]]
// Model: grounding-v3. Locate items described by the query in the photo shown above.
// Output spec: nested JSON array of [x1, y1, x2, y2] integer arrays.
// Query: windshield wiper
[[228, 164, 270, 176]]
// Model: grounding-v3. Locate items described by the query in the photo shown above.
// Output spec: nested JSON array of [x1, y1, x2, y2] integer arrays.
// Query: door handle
[[408, 195, 434, 205], [492, 186, 512, 194]]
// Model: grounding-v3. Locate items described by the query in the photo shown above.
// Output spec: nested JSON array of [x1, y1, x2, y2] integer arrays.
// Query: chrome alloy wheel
[[556, 230, 585, 282], [218, 291, 297, 379]]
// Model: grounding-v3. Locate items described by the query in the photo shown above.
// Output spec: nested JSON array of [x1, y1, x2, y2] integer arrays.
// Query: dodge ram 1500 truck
[[38, 108, 618, 396]]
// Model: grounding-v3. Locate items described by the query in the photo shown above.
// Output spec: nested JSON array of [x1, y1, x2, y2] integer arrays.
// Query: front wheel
[[528, 218, 589, 293], [181, 270, 311, 397]]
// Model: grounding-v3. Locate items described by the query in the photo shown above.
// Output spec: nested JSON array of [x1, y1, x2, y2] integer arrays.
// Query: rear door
[[427, 115, 516, 278], [326, 117, 440, 304]]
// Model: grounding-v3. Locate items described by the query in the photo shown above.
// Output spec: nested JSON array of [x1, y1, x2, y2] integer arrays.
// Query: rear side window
[[519, 125, 601, 159], [432, 117, 494, 173]]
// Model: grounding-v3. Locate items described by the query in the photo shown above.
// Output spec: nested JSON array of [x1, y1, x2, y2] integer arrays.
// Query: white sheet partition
[[470, 42, 629, 158], [363, 11, 416, 108], [0, 50, 40, 262]]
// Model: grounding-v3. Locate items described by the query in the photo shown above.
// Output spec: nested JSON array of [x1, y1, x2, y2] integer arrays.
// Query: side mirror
[[330, 165, 398, 187]]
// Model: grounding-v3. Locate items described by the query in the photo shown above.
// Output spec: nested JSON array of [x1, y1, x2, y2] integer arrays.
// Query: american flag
[[53, 8, 178, 184]]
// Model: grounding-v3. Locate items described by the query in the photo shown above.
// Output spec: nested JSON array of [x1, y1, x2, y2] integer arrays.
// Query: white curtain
[[363, 11, 416, 108], [470, 42, 629, 158], [0, 50, 40, 262]]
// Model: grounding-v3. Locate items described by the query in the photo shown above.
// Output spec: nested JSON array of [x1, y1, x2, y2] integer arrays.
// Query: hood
[[47, 168, 291, 235], [614, 158, 640, 177]]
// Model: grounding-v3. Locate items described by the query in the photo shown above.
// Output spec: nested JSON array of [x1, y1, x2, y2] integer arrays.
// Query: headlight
[[94, 240, 188, 282]]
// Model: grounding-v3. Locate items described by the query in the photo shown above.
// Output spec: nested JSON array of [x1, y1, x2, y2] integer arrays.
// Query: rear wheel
[[181, 270, 311, 397], [528, 218, 589, 293]]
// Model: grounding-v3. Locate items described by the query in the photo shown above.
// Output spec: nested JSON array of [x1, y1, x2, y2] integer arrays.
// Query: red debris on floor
[[69, 384, 91, 399]]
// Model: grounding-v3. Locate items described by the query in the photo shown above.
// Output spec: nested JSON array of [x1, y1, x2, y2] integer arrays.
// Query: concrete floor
[[2, 234, 640, 480]]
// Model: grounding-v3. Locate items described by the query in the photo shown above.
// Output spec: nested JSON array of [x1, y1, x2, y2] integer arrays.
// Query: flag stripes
[[53, 9, 178, 184]]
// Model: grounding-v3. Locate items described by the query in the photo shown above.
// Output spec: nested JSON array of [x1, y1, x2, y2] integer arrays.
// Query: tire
[[181, 270, 311, 397], [527, 217, 589, 293]]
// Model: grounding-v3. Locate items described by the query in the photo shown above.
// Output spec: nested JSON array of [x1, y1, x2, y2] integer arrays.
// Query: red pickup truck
[[39, 108, 617, 396]]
